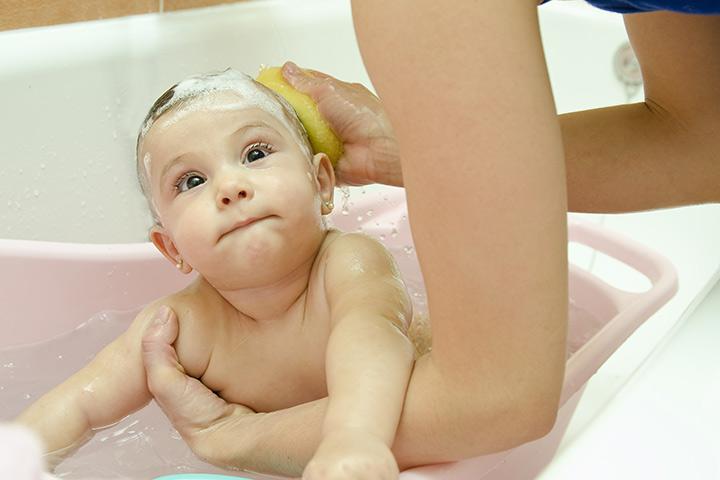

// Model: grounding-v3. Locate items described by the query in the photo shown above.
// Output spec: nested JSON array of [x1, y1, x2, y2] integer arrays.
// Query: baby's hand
[[302, 429, 399, 480]]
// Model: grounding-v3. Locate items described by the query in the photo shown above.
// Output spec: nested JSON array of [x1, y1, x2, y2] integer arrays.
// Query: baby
[[16, 69, 418, 479]]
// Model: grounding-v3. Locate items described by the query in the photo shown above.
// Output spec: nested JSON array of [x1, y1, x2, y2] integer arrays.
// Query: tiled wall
[[0, 0, 239, 31]]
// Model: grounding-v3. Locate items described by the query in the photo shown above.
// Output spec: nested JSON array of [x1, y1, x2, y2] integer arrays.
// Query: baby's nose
[[217, 179, 252, 207]]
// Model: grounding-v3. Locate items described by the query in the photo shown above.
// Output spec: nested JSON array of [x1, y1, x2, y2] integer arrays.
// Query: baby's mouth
[[218, 215, 272, 241]]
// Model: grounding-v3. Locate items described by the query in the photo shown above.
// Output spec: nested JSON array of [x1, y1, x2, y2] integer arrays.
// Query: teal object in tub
[[154, 475, 253, 480]]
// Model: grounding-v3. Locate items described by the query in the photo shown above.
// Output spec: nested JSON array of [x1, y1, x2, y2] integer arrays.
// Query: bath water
[[0, 310, 278, 479], [0, 299, 604, 478]]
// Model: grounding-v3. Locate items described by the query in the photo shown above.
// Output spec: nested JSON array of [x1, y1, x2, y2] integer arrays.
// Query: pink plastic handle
[[562, 219, 678, 403]]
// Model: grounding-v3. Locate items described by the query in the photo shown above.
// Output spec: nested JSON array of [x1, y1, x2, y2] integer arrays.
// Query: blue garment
[[541, 0, 720, 14]]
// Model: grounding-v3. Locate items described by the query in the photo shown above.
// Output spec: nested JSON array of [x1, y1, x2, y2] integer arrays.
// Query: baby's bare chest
[[194, 297, 332, 413]]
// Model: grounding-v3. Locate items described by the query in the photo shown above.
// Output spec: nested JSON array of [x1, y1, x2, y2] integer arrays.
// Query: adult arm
[[285, 12, 720, 212], [562, 11, 720, 212], [352, 0, 567, 464]]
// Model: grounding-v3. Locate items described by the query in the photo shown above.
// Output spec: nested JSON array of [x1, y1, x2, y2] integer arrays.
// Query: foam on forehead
[[139, 69, 310, 154]]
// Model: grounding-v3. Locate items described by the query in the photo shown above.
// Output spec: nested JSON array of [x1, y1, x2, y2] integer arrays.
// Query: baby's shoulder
[[318, 230, 404, 303], [321, 229, 398, 271]]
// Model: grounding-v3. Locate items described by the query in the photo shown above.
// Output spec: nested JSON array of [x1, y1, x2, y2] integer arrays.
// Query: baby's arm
[[15, 304, 164, 469], [304, 234, 415, 479]]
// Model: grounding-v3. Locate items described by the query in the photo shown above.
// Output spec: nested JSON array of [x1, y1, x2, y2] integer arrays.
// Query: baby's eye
[[175, 173, 206, 193], [244, 143, 273, 164]]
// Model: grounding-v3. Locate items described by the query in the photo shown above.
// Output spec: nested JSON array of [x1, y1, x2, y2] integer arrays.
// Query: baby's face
[[139, 91, 334, 290]]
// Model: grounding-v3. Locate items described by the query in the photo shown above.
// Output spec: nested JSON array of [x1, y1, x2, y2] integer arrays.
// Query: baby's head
[[136, 69, 315, 222], [136, 69, 336, 289]]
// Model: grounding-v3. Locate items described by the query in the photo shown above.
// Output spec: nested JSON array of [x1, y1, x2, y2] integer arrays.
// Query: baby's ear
[[150, 226, 190, 273], [313, 152, 336, 208]]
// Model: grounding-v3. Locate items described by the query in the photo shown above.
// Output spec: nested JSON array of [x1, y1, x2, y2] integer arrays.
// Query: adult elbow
[[519, 399, 560, 444], [508, 385, 562, 446]]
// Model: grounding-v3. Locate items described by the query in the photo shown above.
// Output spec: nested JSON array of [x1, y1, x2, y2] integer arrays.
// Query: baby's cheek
[[172, 210, 215, 259], [271, 176, 313, 206]]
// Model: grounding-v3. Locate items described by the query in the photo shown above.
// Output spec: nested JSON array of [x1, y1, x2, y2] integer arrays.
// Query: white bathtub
[[1, 0, 719, 478]]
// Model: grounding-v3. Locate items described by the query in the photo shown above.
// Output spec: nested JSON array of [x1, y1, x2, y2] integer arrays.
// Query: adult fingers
[[281, 61, 338, 99]]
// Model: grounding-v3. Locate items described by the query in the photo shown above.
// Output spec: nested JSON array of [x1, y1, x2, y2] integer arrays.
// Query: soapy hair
[[135, 68, 313, 225]]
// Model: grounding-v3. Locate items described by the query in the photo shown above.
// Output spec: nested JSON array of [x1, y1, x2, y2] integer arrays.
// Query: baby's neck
[[213, 232, 332, 323], [218, 256, 315, 323]]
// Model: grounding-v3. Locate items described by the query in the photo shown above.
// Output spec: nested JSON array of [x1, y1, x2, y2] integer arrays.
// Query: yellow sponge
[[256, 66, 343, 166]]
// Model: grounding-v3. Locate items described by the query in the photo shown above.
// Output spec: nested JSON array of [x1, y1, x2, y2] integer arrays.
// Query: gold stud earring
[[175, 258, 183, 270], [324, 201, 334, 209]]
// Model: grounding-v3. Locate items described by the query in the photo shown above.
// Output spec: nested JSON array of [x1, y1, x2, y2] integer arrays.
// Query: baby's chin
[[200, 248, 315, 289], [202, 259, 310, 292]]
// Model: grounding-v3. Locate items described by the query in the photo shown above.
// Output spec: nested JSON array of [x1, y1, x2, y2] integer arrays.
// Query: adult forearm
[[230, 400, 324, 476], [561, 101, 720, 213], [230, 352, 554, 476]]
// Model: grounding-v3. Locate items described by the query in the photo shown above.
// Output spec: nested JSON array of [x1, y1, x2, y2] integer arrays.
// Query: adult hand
[[281, 61, 403, 187], [141, 306, 257, 469]]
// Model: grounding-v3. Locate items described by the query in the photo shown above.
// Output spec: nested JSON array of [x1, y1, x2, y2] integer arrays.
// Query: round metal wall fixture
[[613, 41, 643, 101]]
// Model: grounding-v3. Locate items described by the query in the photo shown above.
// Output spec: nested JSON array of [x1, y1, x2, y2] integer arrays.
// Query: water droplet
[[366, 210, 374, 217], [33, 190, 39, 197], [339, 186, 351, 214], [379, 234, 386, 241], [3, 362, 14, 368], [403, 246, 414, 254], [356, 216, 364, 222], [80, 201, 87, 207], [57, 355, 63, 360], [391, 228, 398, 238], [40, 163, 46, 170], [23, 393, 31, 400]]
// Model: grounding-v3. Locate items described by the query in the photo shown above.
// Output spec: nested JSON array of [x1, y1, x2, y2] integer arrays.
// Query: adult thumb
[[141, 306, 231, 430], [141, 306, 186, 400]]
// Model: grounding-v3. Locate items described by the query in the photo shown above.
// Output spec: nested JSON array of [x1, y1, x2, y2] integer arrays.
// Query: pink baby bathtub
[[0, 186, 677, 479]]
